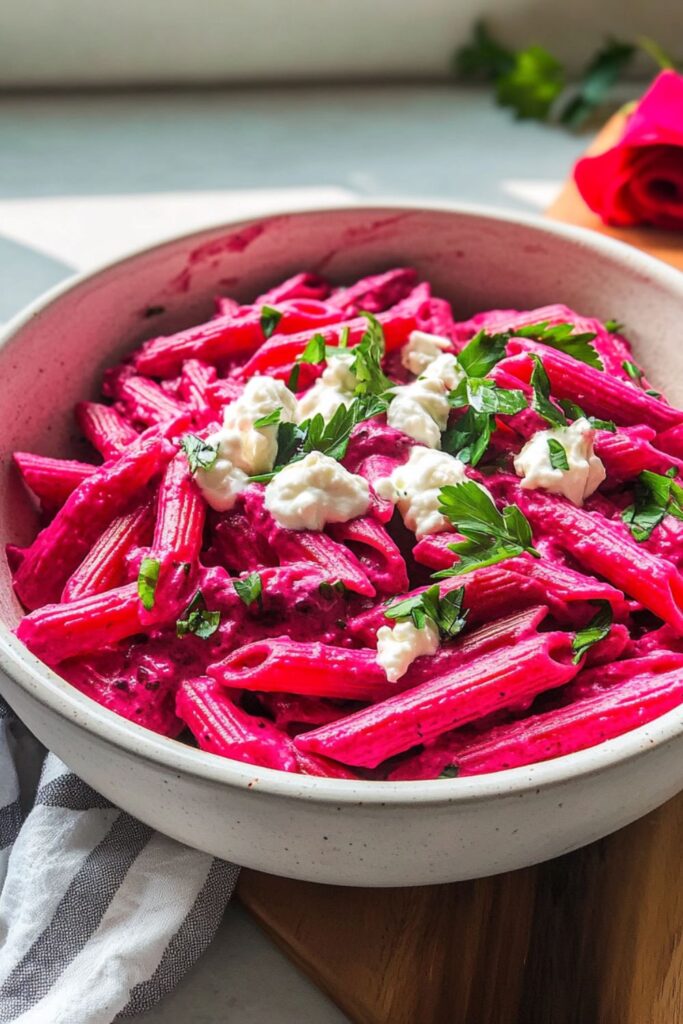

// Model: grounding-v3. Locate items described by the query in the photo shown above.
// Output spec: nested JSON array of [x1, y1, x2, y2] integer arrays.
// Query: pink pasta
[[8, 267, 683, 780]]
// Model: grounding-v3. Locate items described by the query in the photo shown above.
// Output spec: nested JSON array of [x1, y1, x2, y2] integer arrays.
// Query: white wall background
[[0, 0, 678, 88]]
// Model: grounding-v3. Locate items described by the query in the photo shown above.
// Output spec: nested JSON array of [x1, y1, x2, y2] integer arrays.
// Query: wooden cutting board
[[238, 116, 683, 1024]]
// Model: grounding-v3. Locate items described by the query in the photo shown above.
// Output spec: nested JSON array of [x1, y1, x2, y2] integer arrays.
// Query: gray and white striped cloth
[[0, 701, 239, 1023]]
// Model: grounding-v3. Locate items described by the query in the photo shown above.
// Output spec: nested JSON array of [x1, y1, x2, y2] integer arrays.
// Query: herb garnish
[[556, 399, 616, 432], [176, 590, 221, 639], [529, 355, 568, 428], [233, 572, 263, 608], [621, 469, 683, 542], [385, 584, 468, 641], [516, 322, 602, 369], [348, 313, 394, 398], [547, 438, 570, 471], [571, 602, 613, 663], [456, 330, 510, 377], [604, 319, 624, 334], [433, 481, 539, 576], [260, 305, 283, 339], [622, 360, 644, 385], [439, 764, 460, 779], [179, 433, 219, 473], [319, 580, 347, 599], [443, 378, 527, 466], [252, 408, 282, 429], [137, 557, 160, 611]]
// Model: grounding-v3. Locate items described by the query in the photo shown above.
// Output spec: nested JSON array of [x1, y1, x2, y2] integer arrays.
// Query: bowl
[[1, 202, 683, 887]]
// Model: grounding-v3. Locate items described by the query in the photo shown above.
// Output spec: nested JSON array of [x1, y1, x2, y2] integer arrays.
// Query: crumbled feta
[[376, 618, 440, 682], [264, 451, 370, 531], [401, 330, 452, 376], [296, 352, 356, 423], [375, 447, 471, 537], [421, 352, 466, 391], [514, 417, 606, 506], [195, 376, 296, 510], [387, 378, 450, 448]]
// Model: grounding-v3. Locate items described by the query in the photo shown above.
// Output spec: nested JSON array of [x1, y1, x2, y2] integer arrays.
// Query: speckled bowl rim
[[2, 199, 683, 808]]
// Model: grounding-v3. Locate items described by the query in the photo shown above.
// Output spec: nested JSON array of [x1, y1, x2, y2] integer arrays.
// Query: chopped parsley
[[438, 764, 460, 779], [433, 481, 539, 576], [137, 557, 160, 611], [516, 321, 603, 370], [233, 572, 263, 608], [547, 438, 569, 471], [622, 359, 644, 384], [456, 330, 510, 377], [529, 355, 568, 428], [349, 313, 394, 398], [621, 469, 683, 542], [443, 378, 527, 467], [319, 580, 347, 599], [176, 590, 221, 639], [179, 433, 219, 473], [604, 319, 624, 334], [385, 584, 467, 641], [448, 377, 527, 417], [252, 408, 282, 428], [556, 399, 616, 432], [260, 305, 283, 339], [571, 602, 613, 663]]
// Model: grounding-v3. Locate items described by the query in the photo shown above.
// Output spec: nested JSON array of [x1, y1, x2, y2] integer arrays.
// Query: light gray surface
[[0, 84, 586, 1022]]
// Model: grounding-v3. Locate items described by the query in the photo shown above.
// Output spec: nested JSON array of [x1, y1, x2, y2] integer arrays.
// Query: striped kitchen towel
[[0, 701, 239, 1024]]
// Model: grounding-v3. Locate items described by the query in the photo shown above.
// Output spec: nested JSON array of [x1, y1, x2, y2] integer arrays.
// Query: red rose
[[574, 70, 683, 231]]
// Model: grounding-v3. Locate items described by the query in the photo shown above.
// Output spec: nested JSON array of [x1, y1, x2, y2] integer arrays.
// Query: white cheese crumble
[[376, 618, 440, 682], [401, 330, 452, 376], [375, 447, 471, 537], [195, 376, 296, 511], [514, 417, 606, 506], [421, 352, 466, 391], [264, 451, 370, 531], [296, 352, 356, 423], [387, 378, 450, 449]]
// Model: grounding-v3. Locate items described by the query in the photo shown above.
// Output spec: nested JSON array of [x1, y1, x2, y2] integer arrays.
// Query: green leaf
[[319, 580, 347, 599], [556, 399, 616, 432], [496, 46, 565, 121], [645, 389, 662, 399], [621, 469, 683, 541], [385, 583, 467, 641], [176, 590, 221, 639], [179, 433, 219, 473], [452, 20, 514, 80], [622, 359, 644, 384], [572, 602, 613, 663], [516, 321, 602, 369], [604, 319, 624, 333], [253, 408, 282, 428], [233, 572, 263, 608], [435, 481, 539, 576], [286, 362, 301, 393], [530, 355, 568, 428], [300, 333, 327, 364], [449, 377, 527, 416], [438, 764, 460, 779], [547, 438, 570, 471], [137, 557, 160, 611], [456, 330, 510, 378], [559, 39, 636, 128], [350, 313, 393, 397], [260, 305, 283, 339], [441, 408, 493, 467]]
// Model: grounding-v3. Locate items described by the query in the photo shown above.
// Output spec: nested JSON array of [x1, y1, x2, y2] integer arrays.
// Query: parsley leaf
[[572, 602, 613, 663], [319, 580, 347, 599], [349, 313, 393, 397], [233, 572, 263, 608], [556, 399, 616, 432], [558, 39, 636, 128], [622, 469, 683, 541], [286, 363, 301, 393], [137, 557, 160, 611], [260, 305, 283, 339], [385, 583, 468, 641], [299, 333, 327, 364], [604, 319, 624, 334], [180, 433, 219, 473], [622, 359, 644, 384], [547, 438, 570, 471], [516, 322, 602, 370], [434, 481, 539, 576], [456, 330, 510, 377], [176, 590, 221, 639], [530, 355, 568, 428], [439, 764, 460, 779], [253, 408, 282, 428], [441, 408, 492, 467], [448, 377, 527, 416]]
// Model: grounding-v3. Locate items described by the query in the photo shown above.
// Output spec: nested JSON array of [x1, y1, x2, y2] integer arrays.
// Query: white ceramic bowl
[[2, 203, 683, 887]]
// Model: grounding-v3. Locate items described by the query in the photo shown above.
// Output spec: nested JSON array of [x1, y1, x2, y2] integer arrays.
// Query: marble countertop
[[0, 83, 588, 1023]]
